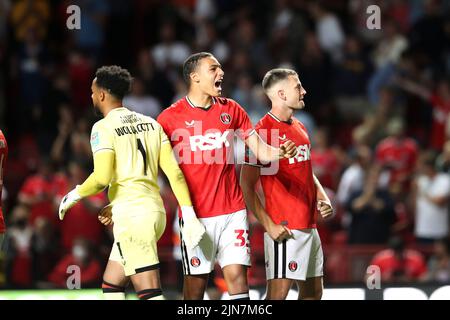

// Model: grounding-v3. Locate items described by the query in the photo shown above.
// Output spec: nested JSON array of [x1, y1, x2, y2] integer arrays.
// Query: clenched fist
[[280, 140, 297, 159], [98, 204, 113, 226], [317, 200, 333, 219]]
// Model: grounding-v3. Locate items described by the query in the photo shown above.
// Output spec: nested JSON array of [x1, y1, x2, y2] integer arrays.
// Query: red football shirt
[[375, 136, 418, 184], [0, 130, 8, 233], [19, 173, 67, 227], [157, 96, 254, 218], [371, 249, 427, 281], [245, 112, 317, 230]]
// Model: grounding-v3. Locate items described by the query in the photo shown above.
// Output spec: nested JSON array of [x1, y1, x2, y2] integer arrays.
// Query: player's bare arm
[[245, 132, 297, 162], [240, 164, 292, 242], [313, 174, 333, 219]]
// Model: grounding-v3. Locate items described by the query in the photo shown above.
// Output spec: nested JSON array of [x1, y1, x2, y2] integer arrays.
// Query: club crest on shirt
[[220, 113, 232, 125], [289, 261, 298, 272], [190, 256, 201, 267]]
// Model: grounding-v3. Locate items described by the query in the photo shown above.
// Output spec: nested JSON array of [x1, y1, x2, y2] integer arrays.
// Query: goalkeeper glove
[[58, 186, 82, 220], [181, 206, 205, 250]]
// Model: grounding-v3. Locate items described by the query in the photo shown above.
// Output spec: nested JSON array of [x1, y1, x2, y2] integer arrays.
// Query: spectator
[[408, 0, 447, 70], [4, 205, 33, 288], [395, 77, 450, 151], [421, 237, 450, 283], [15, 28, 50, 110], [55, 161, 107, 252], [296, 32, 332, 111], [123, 77, 161, 119], [195, 21, 229, 63], [336, 144, 372, 209], [334, 35, 373, 97], [10, 0, 50, 42], [370, 236, 427, 283], [17, 158, 66, 228], [230, 73, 265, 116], [368, 19, 408, 104], [412, 150, 450, 244], [436, 140, 450, 173], [72, 0, 109, 61], [51, 111, 92, 168], [308, 1, 345, 63], [133, 49, 175, 107], [375, 117, 418, 194], [47, 237, 102, 288], [151, 22, 191, 71], [310, 127, 342, 191], [231, 18, 269, 69], [345, 166, 396, 244], [30, 216, 60, 287], [67, 51, 94, 112]]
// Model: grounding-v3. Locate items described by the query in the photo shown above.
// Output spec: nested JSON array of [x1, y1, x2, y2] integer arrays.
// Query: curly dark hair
[[95, 65, 132, 100]]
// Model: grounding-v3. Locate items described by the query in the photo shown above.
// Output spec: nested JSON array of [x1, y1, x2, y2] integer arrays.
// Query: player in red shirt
[[0, 130, 8, 249], [157, 52, 296, 300], [240, 69, 333, 300]]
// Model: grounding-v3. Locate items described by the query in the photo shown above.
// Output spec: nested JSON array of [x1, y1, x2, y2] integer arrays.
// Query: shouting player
[[0, 129, 7, 249], [157, 52, 297, 300], [240, 68, 333, 300], [58, 66, 203, 300]]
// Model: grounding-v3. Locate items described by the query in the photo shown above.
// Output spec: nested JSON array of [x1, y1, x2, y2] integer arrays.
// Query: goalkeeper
[[58, 65, 205, 300]]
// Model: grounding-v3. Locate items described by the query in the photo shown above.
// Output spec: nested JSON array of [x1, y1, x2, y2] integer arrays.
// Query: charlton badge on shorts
[[289, 261, 298, 272], [190, 257, 201, 267], [220, 112, 232, 124]]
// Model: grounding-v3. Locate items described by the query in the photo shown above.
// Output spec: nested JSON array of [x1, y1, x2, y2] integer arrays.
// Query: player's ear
[[278, 89, 286, 101], [190, 71, 200, 84]]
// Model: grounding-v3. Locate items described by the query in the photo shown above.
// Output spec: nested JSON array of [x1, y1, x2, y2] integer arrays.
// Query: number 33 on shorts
[[234, 229, 250, 252]]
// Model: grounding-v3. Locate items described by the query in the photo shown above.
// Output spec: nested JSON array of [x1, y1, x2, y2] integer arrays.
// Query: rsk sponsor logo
[[189, 131, 230, 151], [288, 144, 311, 164]]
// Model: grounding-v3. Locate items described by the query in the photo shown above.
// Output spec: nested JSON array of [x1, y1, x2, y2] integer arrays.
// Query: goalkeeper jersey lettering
[[90, 107, 169, 212], [244, 113, 317, 230], [157, 97, 254, 218]]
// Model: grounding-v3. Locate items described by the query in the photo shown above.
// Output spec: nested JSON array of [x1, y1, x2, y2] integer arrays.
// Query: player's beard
[[92, 102, 102, 117]]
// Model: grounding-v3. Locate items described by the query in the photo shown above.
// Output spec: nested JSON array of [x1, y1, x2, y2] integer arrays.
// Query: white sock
[[103, 292, 126, 300], [229, 292, 250, 300]]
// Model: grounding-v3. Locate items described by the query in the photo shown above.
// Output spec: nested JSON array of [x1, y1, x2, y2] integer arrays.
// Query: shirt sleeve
[[232, 100, 255, 140], [90, 121, 114, 154], [159, 142, 192, 207], [159, 122, 170, 145], [157, 112, 171, 139]]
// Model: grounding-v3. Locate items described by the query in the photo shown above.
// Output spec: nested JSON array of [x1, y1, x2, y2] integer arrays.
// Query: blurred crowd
[[0, 0, 450, 291]]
